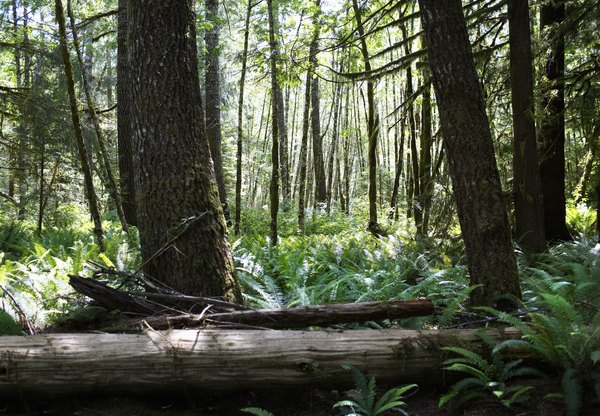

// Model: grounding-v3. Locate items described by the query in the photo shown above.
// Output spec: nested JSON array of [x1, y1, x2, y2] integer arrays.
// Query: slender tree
[[418, 0, 521, 308], [67, 0, 128, 234], [267, 0, 280, 244], [128, 0, 241, 301], [234, 0, 254, 235], [352, 0, 380, 233], [309, 0, 327, 206], [54, 0, 105, 251], [298, 71, 312, 234], [508, 0, 545, 252]]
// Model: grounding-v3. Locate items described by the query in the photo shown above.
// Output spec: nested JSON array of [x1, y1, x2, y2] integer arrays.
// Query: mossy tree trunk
[[128, 0, 241, 302]]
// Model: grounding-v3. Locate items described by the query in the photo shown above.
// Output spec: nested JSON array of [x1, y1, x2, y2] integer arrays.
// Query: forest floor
[[0, 385, 570, 416]]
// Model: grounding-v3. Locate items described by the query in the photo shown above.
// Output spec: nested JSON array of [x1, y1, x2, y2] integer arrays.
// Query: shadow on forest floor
[[0, 386, 569, 416]]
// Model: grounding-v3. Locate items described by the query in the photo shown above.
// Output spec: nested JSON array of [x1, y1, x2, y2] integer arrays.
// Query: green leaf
[[240, 407, 275, 416]]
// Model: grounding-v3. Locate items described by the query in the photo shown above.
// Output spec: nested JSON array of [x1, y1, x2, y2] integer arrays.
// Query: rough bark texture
[[128, 0, 241, 301], [0, 327, 521, 395], [539, 1, 571, 242], [205, 0, 228, 217], [267, 0, 281, 245], [55, 0, 104, 251], [508, 0, 546, 252], [117, 0, 137, 226], [419, 0, 521, 308], [267, 0, 280, 244], [352, 0, 380, 232]]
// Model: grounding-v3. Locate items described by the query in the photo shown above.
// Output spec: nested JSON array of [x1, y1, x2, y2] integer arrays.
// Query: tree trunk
[[67, 0, 129, 234], [128, 0, 241, 301], [298, 72, 312, 234], [117, 0, 137, 227], [326, 82, 341, 213], [508, 0, 546, 252], [0, 327, 521, 395], [54, 0, 105, 251], [234, 0, 254, 235], [310, 1, 327, 207], [539, 1, 571, 242], [418, 0, 521, 309], [419, 67, 433, 236], [352, 0, 380, 233], [267, 0, 280, 244], [205, 0, 229, 221]]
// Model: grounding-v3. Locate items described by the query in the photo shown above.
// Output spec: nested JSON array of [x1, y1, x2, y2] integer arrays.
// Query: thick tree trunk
[[205, 0, 229, 221], [267, 0, 280, 244], [234, 0, 254, 235], [539, 1, 571, 242], [55, 0, 105, 251], [418, 0, 521, 309], [0, 327, 521, 395], [508, 0, 546, 252], [128, 0, 241, 301], [117, 0, 137, 226], [67, 0, 129, 234]]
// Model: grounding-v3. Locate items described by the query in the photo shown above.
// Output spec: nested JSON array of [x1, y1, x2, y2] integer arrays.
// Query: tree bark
[[298, 71, 312, 234], [419, 67, 433, 236], [205, 0, 229, 221], [539, 1, 571, 242], [117, 0, 137, 226], [352, 0, 380, 233], [54, 0, 105, 251], [418, 0, 521, 309], [267, 0, 280, 244], [508, 0, 546, 252], [309, 1, 327, 206], [0, 327, 521, 395], [128, 0, 241, 301]]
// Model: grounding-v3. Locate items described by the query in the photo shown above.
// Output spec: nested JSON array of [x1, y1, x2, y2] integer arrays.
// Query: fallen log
[[140, 299, 435, 329], [0, 327, 521, 395]]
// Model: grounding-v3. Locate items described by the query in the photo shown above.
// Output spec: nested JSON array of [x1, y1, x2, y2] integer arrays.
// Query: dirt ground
[[0, 385, 570, 416]]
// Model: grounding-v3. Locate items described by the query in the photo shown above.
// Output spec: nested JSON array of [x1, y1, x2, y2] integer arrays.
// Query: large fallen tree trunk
[[0, 327, 520, 395]]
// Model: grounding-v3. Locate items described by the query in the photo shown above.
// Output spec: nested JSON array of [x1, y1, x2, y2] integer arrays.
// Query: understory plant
[[483, 293, 600, 416], [439, 332, 544, 411], [333, 364, 417, 416]]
